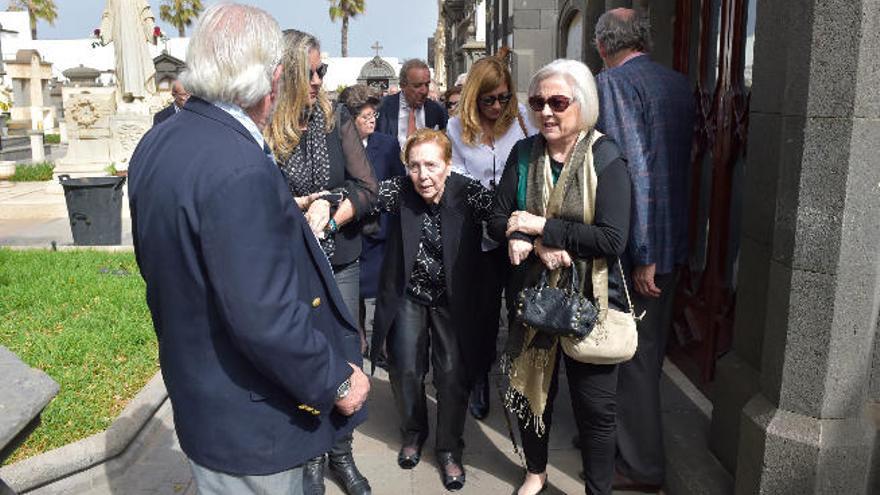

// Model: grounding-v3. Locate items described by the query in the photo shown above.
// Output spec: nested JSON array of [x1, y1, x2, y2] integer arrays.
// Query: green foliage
[[159, 0, 204, 38], [44, 133, 60, 144], [328, 0, 366, 57], [10, 161, 54, 182], [7, 0, 58, 39], [0, 249, 158, 464]]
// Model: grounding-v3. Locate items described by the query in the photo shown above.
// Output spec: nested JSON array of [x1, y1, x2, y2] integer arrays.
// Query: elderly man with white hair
[[128, 4, 370, 494]]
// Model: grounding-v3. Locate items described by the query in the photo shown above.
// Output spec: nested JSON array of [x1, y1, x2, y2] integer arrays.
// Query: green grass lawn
[[0, 249, 158, 464]]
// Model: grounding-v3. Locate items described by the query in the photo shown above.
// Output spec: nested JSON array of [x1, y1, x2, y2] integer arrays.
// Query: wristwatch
[[335, 377, 351, 400]]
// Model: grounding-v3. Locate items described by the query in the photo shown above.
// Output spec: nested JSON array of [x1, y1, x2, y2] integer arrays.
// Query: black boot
[[328, 453, 371, 495], [468, 374, 490, 420], [302, 455, 326, 495]]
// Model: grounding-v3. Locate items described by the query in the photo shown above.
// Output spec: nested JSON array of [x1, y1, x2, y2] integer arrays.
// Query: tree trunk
[[179, 25, 185, 37], [341, 16, 349, 57], [29, 9, 37, 39]]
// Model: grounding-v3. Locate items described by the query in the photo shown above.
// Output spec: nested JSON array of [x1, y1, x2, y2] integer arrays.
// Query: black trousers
[[520, 352, 618, 495], [615, 272, 677, 485], [387, 297, 468, 459], [473, 246, 510, 377]]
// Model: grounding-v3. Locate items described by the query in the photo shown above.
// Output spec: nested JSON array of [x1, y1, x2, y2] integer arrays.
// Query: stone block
[[768, 115, 805, 270], [540, 9, 557, 30], [513, 9, 541, 29], [514, 0, 557, 11], [0, 346, 59, 460], [709, 352, 762, 473], [800, 2, 861, 118], [855, 0, 880, 118], [758, 260, 793, 406], [740, 112, 781, 244], [749, 0, 806, 115], [730, 235, 770, 369], [736, 394, 874, 494]]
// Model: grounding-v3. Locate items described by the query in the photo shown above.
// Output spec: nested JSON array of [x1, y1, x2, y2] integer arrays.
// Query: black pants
[[520, 352, 618, 495], [387, 297, 468, 459], [615, 272, 677, 485], [473, 246, 510, 377]]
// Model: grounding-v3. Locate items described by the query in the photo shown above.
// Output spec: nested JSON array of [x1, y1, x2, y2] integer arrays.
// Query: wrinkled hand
[[534, 238, 572, 271], [633, 263, 661, 298], [508, 238, 534, 266], [305, 199, 331, 238], [506, 210, 547, 237], [335, 363, 370, 416], [295, 190, 329, 210]]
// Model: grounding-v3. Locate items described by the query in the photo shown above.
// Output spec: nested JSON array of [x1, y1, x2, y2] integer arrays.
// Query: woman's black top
[[486, 134, 633, 310], [376, 175, 493, 305], [281, 118, 378, 267]]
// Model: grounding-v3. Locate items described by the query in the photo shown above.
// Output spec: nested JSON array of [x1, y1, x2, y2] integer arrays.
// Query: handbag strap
[[616, 258, 645, 321]]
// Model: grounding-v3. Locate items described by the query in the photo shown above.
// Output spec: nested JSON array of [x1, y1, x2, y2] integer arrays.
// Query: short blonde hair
[[401, 129, 452, 165], [527, 59, 599, 132]]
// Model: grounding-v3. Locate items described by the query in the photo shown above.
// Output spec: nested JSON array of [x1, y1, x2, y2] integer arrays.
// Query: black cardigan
[[486, 134, 633, 311]]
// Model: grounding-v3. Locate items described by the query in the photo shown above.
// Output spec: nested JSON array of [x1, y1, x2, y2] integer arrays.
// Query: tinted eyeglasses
[[527, 95, 574, 113], [479, 92, 513, 107], [310, 63, 328, 81]]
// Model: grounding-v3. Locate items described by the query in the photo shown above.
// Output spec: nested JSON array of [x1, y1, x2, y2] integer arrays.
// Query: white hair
[[179, 4, 282, 109], [527, 59, 599, 131]]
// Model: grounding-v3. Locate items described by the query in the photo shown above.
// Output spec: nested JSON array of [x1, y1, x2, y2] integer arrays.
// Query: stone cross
[[371, 41, 383, 57]]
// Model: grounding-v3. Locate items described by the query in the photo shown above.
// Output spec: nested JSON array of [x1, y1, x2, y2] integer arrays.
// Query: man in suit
[[593, 8, 695, 493], [128, 5, 369, 494], [152, 79, 190, 126], [375, 59, 448, 148]]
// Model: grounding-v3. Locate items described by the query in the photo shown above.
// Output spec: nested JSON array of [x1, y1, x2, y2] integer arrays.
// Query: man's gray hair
[[527, 59, 599, 132], [179, 4, 282, 109], [399, 59, 430, 86], [594, 9, 651, 56]]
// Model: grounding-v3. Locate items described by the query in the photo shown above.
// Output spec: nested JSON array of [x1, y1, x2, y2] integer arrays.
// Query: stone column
[[29, 131, 45, 162], [718, 1, 880, 493], [28, 52, 43, 131]]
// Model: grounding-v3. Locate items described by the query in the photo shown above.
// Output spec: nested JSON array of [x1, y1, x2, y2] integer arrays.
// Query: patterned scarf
[[280, 105, 336, 258], [282, 105, 332, 198], [502, 129, 605, 436]]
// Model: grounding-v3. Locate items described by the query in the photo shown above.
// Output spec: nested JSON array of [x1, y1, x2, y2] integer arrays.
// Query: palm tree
[[159, 0, 204, 38], [7, 0, 57, 40], [328, 0, 366, 57]]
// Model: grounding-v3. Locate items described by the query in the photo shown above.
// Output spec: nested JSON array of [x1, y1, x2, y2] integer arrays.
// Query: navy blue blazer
[[375, 93, 448, 140], [360, 132, 405, 298], [129, 97, 365, 476], [152, 104, 176, 126]]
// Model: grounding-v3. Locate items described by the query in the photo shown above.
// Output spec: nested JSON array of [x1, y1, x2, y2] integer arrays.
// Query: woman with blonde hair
[[265, 29, 377, 495], [447, 51, 537, 420]]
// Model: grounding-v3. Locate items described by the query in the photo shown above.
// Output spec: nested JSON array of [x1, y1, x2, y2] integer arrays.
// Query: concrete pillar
[[29, 131, 45, 163], [716, 1, 880, 493]]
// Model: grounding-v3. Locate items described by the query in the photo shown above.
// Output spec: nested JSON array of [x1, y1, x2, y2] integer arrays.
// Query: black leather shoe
[[468, 375, 490, 420], [303, 455, 326, 495], [397, 436, 423, 469], [328, 453, 371, 495], [437, 451, 465, 491]]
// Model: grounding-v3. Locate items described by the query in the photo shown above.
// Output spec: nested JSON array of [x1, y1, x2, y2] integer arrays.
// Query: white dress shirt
[[397, 95, 426, 149]]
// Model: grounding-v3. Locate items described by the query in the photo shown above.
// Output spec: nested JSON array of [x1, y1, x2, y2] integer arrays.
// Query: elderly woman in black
[[265, 29, 377, 495], [370, 129, 492, 492], [487, 59, 632, 495]]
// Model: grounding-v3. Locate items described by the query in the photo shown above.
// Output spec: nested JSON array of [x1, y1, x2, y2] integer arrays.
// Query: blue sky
[[31, 0, 438, 59]]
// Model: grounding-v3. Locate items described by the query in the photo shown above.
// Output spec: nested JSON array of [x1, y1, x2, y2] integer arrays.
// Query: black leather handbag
[[515, 268, 599, 339]]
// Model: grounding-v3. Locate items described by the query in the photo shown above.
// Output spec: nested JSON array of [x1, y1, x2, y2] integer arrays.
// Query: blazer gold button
[[312, 297, 321, 308]]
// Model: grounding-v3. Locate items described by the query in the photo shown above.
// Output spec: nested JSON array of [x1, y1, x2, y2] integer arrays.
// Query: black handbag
[[515, 268, 599, 339]]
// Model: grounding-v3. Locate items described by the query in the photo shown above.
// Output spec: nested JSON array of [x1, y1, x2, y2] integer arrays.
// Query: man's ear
[[596, 40, 606, 59]]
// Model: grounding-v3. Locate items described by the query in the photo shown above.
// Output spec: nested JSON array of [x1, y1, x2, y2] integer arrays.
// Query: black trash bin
[[58, 174, 126, 246]]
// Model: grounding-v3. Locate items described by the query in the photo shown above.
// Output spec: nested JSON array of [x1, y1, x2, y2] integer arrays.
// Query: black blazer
[[129, 97, 365, 476], [370, 173, 484, 380], [375, 93, 448, 139], [152, 104, 176, 126]]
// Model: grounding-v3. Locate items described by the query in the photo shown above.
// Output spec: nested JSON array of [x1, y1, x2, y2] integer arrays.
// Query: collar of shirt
[[212, 101, 267, 151], [173, 104, 181, 113], [619, 52, 647, 67]]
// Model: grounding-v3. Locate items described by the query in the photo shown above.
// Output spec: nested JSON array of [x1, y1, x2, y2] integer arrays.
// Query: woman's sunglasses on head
[[528, 95, 574, 113]]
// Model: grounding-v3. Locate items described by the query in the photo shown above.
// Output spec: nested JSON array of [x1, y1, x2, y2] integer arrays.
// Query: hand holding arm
[[508, 238, 534, 266], [305, 199, 331, 238], [506, 210, 547, 237]]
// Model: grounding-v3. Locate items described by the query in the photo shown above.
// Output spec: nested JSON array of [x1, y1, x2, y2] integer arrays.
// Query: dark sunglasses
[[478, 92, 513, 106], [445, 100, 459, 110], [310, 63, 328, 80], [528, 94, 574, 113]]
